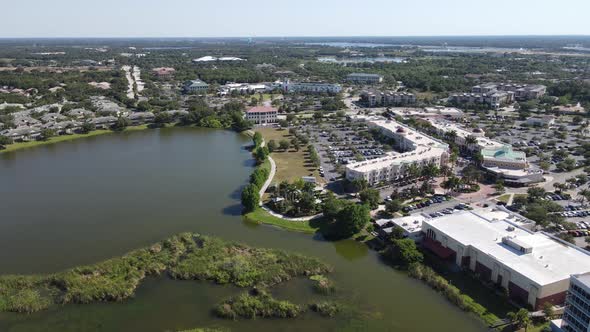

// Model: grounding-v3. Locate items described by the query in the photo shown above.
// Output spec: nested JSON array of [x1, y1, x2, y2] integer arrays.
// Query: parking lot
[[471, 114, 587, 172], [295, 119, 390, 183]]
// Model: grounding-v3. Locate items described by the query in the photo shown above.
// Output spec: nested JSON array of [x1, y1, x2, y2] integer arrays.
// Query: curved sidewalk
[[259, 155, 276, 199], [255, 138, 321, 221]]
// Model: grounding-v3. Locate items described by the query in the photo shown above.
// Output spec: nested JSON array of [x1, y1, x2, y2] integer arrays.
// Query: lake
[[0, 127, 485, 332]]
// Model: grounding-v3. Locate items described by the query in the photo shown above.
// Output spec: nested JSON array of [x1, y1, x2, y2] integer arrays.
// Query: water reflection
[[332, 239, 369, 261]]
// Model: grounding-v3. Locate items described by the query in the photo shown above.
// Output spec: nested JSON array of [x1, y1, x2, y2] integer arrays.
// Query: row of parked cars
[[555, 220, 590, 233], [360, 149, 385, 157], [426, 204, 471, 218], [565, 205, 586, 211], [400, 195, 450, 213], [559, 210, 590, 218], [567, 229, 590, 237], [543, 193, 570, 201]]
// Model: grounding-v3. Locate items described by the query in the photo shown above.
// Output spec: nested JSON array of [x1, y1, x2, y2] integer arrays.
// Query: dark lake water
[[0, 127, 485, 332]]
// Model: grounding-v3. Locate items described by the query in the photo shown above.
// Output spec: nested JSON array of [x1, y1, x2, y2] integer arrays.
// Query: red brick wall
[[423, 237, 456, 260], [535, 291, 567, 310]]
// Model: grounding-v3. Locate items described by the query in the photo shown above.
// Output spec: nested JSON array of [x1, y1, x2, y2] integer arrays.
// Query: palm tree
[[449, 151, 459, 173], [445, 130, 458, 143], [465, 135, 477, 151], [461, 165, 481, 185], [406, 164, 421, 180], [440, 165, 451, 181], [442, 175, 460, 194], [421, 163, 440, 181], [507, 309, 531, 332]]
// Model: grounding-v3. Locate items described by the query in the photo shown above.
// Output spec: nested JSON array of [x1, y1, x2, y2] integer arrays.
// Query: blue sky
[[2, 0, 589, 37]]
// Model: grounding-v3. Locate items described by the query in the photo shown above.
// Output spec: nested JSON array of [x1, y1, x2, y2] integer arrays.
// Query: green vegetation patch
[[408, 263, 500, 326], [309, 275, 336, 295], [168, 236, 330, 287], [0, 125, 151, 154], [178, 328, 229, 332], [0, 233, 331, 314], [309, 301, 343, 317], [244, 208, 318, 233], [214, 289, 302, 320]]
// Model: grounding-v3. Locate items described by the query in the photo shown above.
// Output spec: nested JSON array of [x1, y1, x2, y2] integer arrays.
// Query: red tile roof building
[[152, 67, 176, 78]]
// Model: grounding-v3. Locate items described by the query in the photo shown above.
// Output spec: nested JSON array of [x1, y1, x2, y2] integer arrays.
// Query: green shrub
[[214, 289, 302, 319], [407, 263, 499, 324], [309, 301, 342, 317], [0, 233, 330, 314], [310, 275, 335, 295]]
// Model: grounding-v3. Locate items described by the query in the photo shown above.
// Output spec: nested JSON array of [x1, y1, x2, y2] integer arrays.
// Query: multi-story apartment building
[[245, 106, 278, 125], [552, 274, 590, 332], [449, 91, 513, 109], [422, 209, 590, 310], [499, 83, 547, 101], [217, 82, 270, 96], [471, 83, 547, 101], [428, 120, 504, 152], [346, 73, 383, 84], [282, 79, 342, 94], [345, 118, 449, 186], [390, 107, 464, 120], [360, 90, 417, 107]]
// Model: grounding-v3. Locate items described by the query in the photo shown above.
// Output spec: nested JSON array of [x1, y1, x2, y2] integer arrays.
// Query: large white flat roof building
[[345, 117, 449, 186], [422, 209, 590, 309], [389, 107, 464, 120], [428, 119, 504, 151]]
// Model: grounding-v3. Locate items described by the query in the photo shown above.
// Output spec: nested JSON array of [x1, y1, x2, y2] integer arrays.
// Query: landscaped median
[[0, 124, 151, 153]]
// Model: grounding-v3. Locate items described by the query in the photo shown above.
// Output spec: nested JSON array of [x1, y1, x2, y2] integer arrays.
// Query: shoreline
[[0, 124, 151, 154], [244, 207, 318, 234]]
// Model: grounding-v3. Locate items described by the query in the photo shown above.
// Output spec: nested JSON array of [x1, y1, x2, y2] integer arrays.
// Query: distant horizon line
[[0, 34, 590, 40]]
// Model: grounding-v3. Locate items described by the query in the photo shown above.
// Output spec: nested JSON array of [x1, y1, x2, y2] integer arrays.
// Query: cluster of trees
[[512, 187, 565, 229], [269, 180, 320, 217], [241, 134, 268, 213], [319, 97, 346, 111], [407, 262, 500, 325], [442, 165, 482, 193], [0, 135, 13, 149], [321, 193, 371, 239], [548, 80, 590, 107], [266, 139, 291, 152], [179, 98, 252, 132]]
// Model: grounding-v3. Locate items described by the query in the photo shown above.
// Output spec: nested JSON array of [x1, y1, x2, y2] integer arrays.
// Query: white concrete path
[[254, 137, 322, 221], [259, 155, 276, 199]]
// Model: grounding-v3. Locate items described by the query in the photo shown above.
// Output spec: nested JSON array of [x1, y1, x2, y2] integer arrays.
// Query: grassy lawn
[[497, 193, 527, 204], [256, 127, 322, 184], [1, 125, 151, 153], [243, 208, 318, 234]]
